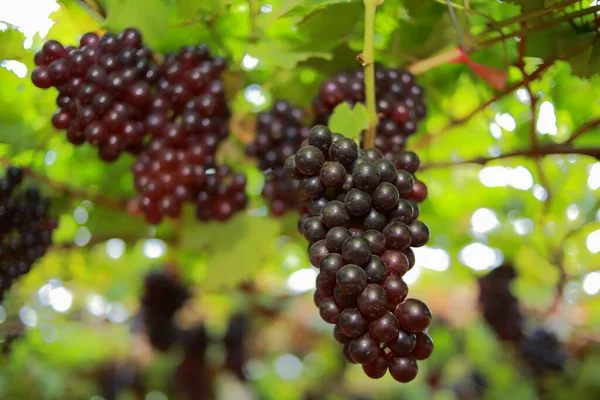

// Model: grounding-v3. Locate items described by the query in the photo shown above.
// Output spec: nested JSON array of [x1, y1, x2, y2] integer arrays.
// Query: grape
[[383, 276, 408, 307], [344, 189, 371, 216], [388, 356, 418, 383], [370, 311, 400, 342], [521, 328, 566, 373], [334, 286, 358, 308], [325, 226, 351, 253], [357, 284, 388, 319], [308, 125, 332, 152], [284, 124, 433, 381], [363, 256, 387, 284], [333, 324, 352, 344], [387, 329, 416, 356], [371, 182, 400, 212], [313, 68, 427, 159], [349, 334, 379, 364], [336, 265, 367, 295], [302, 216, 326, 244], [338, 308, 368, 337], [362, 350, 388, 379], [0, 167, 58, 302], [411, 332, 434, 360], [408, 220, 429, 247], [383, 221, 412, 250], [394, 299, 432, 333], [395, 151, 420, 174], [328, 137, 358, 167], [295, 145, 325, 175], [320, 161, 347, 188], [321, 200, 350, 229], [409, 180, 428, 203], [320, 253, 344, 276], [308, 240, 329, 267], [341, 236, 372, 265], [319, 297, 341, 324], [352, 162, 381, 192], [381, 250, 409, 276]]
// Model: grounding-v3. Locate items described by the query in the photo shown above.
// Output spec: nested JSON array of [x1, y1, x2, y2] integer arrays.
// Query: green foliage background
[[0, 0, 599, 399]]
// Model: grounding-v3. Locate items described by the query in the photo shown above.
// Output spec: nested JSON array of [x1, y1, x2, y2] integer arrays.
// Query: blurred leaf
[[103, 0, 169, 48], [0, 29, 29, 63], [328, 102, 368, 138]]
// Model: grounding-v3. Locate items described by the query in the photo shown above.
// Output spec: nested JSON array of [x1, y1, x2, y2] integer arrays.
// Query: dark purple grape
[[394, 298, 432, 333], [357, 284, 388, 319], [325, 226, 351, 253], [338, 308, 367, 338], [295, 145, 324, 175], [341, 236, 371, 265], [383, 221, 412, 250], [363, 256, 387, 284], [411, 332, 434, 360], [361, 230, 385, 255], [349, 334, 379, 364], [362, 350, 388, 379], [344, 189, 371, 216], [320, 162, 346, 188], [388, 356, 418, 383], [409, 220, 429, 247], [336, 265, 367, 295], [319, 297, 341, 324]]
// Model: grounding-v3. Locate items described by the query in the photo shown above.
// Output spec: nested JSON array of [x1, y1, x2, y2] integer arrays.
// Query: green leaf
[[103, 0, 170, 48], [282, 0, 359, 19], [253, 42, 332, 69], [328, 102, 368, 139], [0, 28, 29, 63]]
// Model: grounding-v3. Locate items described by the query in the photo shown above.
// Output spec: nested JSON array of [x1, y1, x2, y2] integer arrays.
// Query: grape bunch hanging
[[286, 125, 433, 382], [313, 68, 427, 161], [0, 167, 57, 302], [32, 29, 247, 225], [246, 101, 309, 216]]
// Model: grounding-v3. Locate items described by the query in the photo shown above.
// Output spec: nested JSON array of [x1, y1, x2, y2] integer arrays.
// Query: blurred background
[[0, 0, 599, 399]]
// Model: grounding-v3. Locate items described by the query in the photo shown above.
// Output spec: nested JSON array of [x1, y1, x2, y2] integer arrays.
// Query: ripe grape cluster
[[477, 265, 524, 342], [32, 29, 157, 160], [0, 167, 57, 302], [286, 125, 433, 382], [33, 30, 247, 225], [313, 68, 427, 161], [246, 101, 309, 216], [140, 270, 190, 351], [521, 328, 566, 374]]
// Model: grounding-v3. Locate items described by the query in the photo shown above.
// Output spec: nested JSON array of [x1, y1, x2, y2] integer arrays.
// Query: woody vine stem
[[362, 0, 379, 149]]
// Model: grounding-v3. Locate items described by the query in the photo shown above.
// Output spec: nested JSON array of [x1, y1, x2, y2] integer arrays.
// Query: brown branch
[[564, 117, 600, 144], [0, 156, 129, 211], [473, 5, 600, 50], [479, 0, 582, 35], [420, 145, 600, 170], [411, 60, 554, 150]]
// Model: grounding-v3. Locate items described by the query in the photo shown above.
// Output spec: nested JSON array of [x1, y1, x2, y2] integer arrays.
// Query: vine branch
[[412, 60, 554, 150], [0, 156, 129, 212], [564, 117, 600, 144], [420, 145, 600, 170], [361, 0, 379, 149]]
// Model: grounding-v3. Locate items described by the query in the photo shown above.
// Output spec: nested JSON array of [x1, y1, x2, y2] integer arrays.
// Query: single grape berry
[[320, 161, 346, 188], [341, 236, 372, 265], [408, 220, 429, 247], [336, 264, 368, 295], [321, 200, 350, 229], [383, 276, 408, 307], [302, 216, 326, 244], [357, 284, 388, 319], [388, 356, 418, 383], [387, 329, 417, 355], [308, 240, 329, 267], [295, 145, 324, 175], [319, 253, 344, 276], [349, 334, 379, 364], [370, 311, 400, 342], [383, 221, 412, 250], [325, 226, 351, 253], [334, 286, 358, 308], [361, 230, 385, 255], [352, 162, 381, 192], [308, 125, 332, 152], [394, 298, 432, 333], [329, 137, 358, 167], [363, 256, 387, 284], [371, 182, 400, 212], [411, 332, 434, 360], [362, 350, 388, 379], [381, 250, 410, 276], [338, 308, 368, 338], [319, 297, 341, 324], [333, 324, 352, 344], [344, 189, 371, 216]]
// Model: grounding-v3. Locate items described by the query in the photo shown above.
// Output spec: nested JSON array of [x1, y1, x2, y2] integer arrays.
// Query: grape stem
[[0, 156, 128, 211], [361, 0, 379, 149]]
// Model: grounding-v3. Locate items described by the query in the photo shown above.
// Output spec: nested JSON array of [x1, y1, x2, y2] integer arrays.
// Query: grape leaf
[[282, 0, 359, 18], [102, 0, 169, 48], [253, 42, 331, 69], [0, 29, 29, 64], [328, 102, 368, 139], [181, 213, 281, 289]]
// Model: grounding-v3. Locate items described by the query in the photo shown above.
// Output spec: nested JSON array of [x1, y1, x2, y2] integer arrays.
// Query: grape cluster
[[140, 270, 190, 351], [313, 68, 427, 162], [31, 29, 157, 161], [176, 322, 214, 400], [286, 125, 433, 382], [521, 328, 566, 374], [0, 167, 57, 302], [246, 101, 309, 216], [223, 313, 249, 380], [33, 31, 247, 225], [477, 264, 524, 342], [130, 45, 244, 225]]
